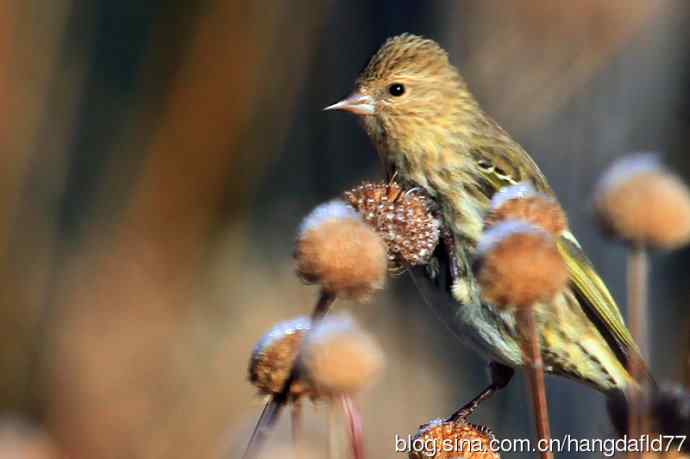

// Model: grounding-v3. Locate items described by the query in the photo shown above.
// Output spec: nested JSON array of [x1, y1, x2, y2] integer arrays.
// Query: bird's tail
[[607, 382, 690, 446]]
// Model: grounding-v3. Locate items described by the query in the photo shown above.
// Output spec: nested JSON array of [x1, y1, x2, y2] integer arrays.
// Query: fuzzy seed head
[[409, 418, 499, 459], [295, 200, 387, 301], [249, 317, 314, 398], [594, 154, 690, 249], [477, 221, 568, 309], [343, 182, 440, 272], [300, 313, 385, 395], [486, 184, 567, 236]]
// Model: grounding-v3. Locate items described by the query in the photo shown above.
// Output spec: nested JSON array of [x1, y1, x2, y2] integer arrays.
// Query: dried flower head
[[295, 200, 387, 301], [477, 220, 568, 309], [300, 313, 385, 395], [343, 181, 440, 272], [594, 153, 690, 249], [486, 183, 567, 236], [408, 418, 499, 459], [249, 317, 314, 399]]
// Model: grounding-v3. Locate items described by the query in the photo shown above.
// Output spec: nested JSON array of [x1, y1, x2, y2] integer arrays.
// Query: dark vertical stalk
[[627, 245, 649, 456], [341, 394, 364, 459], [516, 308, 553, 459]]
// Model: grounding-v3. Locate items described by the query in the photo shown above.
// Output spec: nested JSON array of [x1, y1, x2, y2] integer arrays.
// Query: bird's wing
[[469, 141, 551, 194], [557, 232, 642, 370], [471, 142, 644, 374]]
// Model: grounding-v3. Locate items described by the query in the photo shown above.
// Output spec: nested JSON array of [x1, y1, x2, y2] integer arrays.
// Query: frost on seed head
[[491, 182, 537, 210], [298, 200, 360, 236], [595, 152, 662, 198], [250, 316, 311, 364], [249, 316, 313, 397], [477, 220, 549, 256]]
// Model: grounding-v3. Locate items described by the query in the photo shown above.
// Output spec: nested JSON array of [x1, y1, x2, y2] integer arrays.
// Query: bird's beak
[[323, 92, 375, 115]]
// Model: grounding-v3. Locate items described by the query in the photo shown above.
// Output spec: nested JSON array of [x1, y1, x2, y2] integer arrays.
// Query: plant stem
[[627, 246, 649, 456], [242, 290, 336, 459], [291, 402, 302, 455], [341, 395, 364, 459], [516, 307, 552, 459], [329, 400, 340, 459]]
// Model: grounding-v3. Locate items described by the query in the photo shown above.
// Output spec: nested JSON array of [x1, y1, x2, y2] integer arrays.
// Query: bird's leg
[[448, 362, 514, 422]]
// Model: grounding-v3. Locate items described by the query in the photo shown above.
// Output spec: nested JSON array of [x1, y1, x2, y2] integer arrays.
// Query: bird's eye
[[388, 83, 405, 97]]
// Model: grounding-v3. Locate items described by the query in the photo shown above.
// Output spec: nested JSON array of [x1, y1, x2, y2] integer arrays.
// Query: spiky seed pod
[[295, 200, 387, 301], [249, 317, 314, 399], [300, 313, 384, 395], [486, 183, 567, 236], [408, 418, 499, 459], [594, 153, 690, 249], [343, 181, 440, 272], [476, 221, 568, 309]]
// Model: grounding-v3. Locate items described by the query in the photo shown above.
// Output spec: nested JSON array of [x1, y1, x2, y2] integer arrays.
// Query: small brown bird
[[325, 33, 647, 418]]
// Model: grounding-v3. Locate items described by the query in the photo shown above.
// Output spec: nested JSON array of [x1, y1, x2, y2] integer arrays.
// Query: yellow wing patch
[[557, 232, 641, 367]]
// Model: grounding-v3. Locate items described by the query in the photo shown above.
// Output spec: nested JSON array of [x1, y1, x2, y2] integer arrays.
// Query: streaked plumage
[[326, 33, 645, 395]]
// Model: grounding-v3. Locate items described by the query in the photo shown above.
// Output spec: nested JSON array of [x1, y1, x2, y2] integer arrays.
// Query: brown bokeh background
[[1, 1, 689, 458]]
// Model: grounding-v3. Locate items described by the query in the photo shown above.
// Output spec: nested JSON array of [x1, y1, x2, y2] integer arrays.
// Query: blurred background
[[2, 0, 689, 457]]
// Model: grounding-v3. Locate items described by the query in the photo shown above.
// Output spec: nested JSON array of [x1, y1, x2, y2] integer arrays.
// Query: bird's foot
[[447, 363, 514, 423]]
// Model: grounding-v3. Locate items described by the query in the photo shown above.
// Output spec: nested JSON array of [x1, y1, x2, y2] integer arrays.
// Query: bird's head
[[325, 34, 478, 176]]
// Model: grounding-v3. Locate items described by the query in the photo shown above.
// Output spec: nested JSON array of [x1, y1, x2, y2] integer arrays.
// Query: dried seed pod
[[486, 183, 567, 236], [249, 317, 314, 399], [343, 182, 440, 272], [594, 153, 690, 249], [409, 418, 499, 459], [295, 200, 387, 301], [300, 313, 385, 395], [476, 220, 568, 309]]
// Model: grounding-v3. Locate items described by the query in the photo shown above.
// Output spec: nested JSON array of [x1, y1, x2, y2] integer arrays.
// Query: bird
[[324, 33, 648, 420]]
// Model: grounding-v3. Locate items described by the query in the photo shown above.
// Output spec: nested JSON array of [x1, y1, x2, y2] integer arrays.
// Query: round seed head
[[594, 153, 690, 249], [343, 182, 440, 272], [248, 317, 314, 399], [477, 220, 568, 309], [300, 313, 385, 395], [486, 183, 567, 236], [409, 418, 499, 459], [295, 200, 387, 301]]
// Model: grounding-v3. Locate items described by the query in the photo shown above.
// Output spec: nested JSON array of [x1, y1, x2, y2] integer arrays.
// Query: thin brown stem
[[683, 315, 690, 389], [291, 402, 302, 455], [329, 400, 340, 459], [516, 308, 553, 459], [242, 290, 336, 459], [627, 246, 649, 456], [341, 395, 364, 459]]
